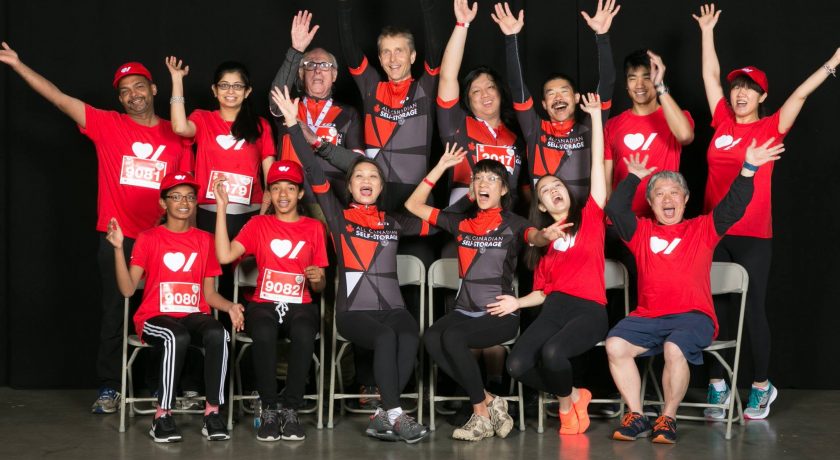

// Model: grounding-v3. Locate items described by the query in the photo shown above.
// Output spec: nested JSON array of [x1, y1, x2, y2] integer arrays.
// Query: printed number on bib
[[476, 144, 515, 174], [315, 125, 340, 145], [159, 282, 201, 313], [206, 170, 254, 205], [259, 269, 305, 303], [120, 157, 167, 189]]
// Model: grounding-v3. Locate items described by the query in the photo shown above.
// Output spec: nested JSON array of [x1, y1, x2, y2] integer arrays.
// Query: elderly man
[[604, 139, 783, 444]]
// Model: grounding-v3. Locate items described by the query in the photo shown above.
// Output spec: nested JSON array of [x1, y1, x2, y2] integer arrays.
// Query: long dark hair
[[524, 175, 582, 270], [214, 61, 261, 144], [460, 65, 516, 128], [344, 157, 387, 207]]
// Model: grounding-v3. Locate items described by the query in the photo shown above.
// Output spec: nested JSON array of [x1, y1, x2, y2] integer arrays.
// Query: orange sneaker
[[573, 388, 592, 434]]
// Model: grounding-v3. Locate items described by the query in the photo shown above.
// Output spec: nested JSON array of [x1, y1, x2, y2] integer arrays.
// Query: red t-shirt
[[130, 226, 222, 338], [79, 105, 194, 238], [627, 214, 721, 336], [605, 107, 694, 216], [533, 197, 606, 304], [188, 109, 275, 206], [703, 98, 787, 238], [233, 215, 329, 304]]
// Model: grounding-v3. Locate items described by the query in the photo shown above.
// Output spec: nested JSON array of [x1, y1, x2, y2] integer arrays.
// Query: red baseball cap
[[113, 62, 153, 88], [267, 160, 305, 185], [160, 171, 200, 193], [726, 66, 768, 93]]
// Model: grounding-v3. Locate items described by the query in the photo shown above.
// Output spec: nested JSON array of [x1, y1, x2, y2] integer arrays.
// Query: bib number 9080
[[159, 282, 201, 313]]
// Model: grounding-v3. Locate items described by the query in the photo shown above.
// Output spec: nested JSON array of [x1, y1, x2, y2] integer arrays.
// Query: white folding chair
[[536, 259, 630, 433], [426, 258, 526, 432], [640, 261, 749, 440], [226, 257, 326, 430], [327, 254, 426, 428]]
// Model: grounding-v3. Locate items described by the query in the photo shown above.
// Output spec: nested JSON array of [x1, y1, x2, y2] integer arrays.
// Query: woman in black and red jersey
[[213, 160, 328, 442], [106, 171, 244, 443], [271, 86, 430, 444], [694, 4, 840, 420], [492, 94, 607, 436], [405, 145, 565, 442]]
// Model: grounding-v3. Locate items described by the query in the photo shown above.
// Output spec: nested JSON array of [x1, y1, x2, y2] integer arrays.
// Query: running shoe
[[487, 396, 514, 438], [452, 413, 494, 441], [91, 387, 120, 414], [612, 412, 652, 441], [744, 382, 778, 420], [704, 383, 731, 420], [202, 412, 230, 441], [392, 412, 429, 444], [365, 410, 399, 441], [359, 385, 381, 410], [279, 407, 305, 441], [256, 404, 282, 442], [651, 415, 677, 444], [150, 414, 182, 443]]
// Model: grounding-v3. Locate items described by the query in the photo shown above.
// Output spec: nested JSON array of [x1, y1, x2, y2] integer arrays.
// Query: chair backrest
[[397, 254, 425, 287], [710, 262, 749, 295], [604, 259, 626, 290], [427, 258, 460, 291], [233, 256, 259, 303]]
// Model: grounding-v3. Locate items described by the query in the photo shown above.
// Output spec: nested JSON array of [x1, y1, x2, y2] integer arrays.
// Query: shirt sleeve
[[436, 97, 466, 140], [204, 233, 223, 278], [129, 231, 149, 270], [427, 208, 465, 235], [342, 106, 365, 152], [605, 174, 641, 242], [258, 117, 276, 160], [269, 47, 304, 116], [393, 212, 434, 237], [711, 97, 733, 129], [711, 174, 754, 236], [232, 219, 256, 256], [595, 33, 615, 120], [78, 104, 107, 141], [311, 220, 330, 268]]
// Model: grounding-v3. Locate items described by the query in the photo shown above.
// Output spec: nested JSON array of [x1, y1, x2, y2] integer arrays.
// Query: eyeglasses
[[472, 174, 502, 184], [166, 193, 197, 202], [301, 61, 335, 71], [215, 82, 247, 91]]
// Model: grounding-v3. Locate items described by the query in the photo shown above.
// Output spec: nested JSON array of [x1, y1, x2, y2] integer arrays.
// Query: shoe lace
[[99, 388, 117, 400], [747, 387, 766, 408], [280, 408, 300, 425], [396, 413, 419, 430], [653, 416, 674, 432], [262, 407, 280, 425], [620, 412, 641, 427]]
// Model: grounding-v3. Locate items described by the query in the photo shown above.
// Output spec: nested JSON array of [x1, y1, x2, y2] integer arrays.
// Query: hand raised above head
[[490, 2, 524, 36], [165, 56, 189, 79], [0, 41, 21, 67], [623, 152, 657, 179], [581, 0, 621, 35], [692, 3, 721, 31], [454, 0, 479, 24], [291, 10, 319, 52]]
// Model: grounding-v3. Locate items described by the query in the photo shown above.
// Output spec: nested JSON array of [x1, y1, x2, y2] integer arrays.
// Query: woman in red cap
[[105, 171, 245, 443], [694, 3, 840, 420], [213, 160, 329, 442]]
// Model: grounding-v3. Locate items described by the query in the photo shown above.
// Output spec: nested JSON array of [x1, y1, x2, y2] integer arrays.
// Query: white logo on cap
[[741, 67, 752, 73], [120, 66, 132, 73], [175, 175, 186, 180], [279, 166, 290, 172]]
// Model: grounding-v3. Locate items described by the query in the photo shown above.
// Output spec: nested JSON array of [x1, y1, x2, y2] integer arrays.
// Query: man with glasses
[[0, 42, 193, 413]]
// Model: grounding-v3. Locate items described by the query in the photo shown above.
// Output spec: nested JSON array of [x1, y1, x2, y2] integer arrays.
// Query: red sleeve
[[427, 208, 441, 226], [532, 255, 547, 291], [258, 118, 276, 160], [425, 61, 440, 76], [523, 227, 536, 244], [312, 220, 330, 268], [232, 218, 256, 256], [436, 97, 459, 109], [129, 231, 150, 270], [603, 118, 615, 161], [178, 143, 194, 173], [187, 110, 204, 134], [710, 97, 733, 129], [767, 109, 787, 137], [514, 98, 533, 112], [78, 104, 109, 141], [204, 233, 223, 278], [349, 55, 368, 76], [684, 110, 696, 129]]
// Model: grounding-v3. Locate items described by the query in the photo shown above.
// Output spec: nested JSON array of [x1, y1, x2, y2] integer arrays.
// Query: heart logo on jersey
[[552, 234, 577, 252], [163, 252, 186, 272], [623, 133, 645, 151], [649, 236, 681, 255], [270, 239, 293, 258], [714, 135, 737, 149], [131, 142, 154, 159], [216, 134, 237, 150]]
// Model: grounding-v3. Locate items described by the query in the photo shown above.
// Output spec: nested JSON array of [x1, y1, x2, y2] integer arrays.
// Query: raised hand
[[454, 0, 479, 23], [228, 304, 245, 332], [623, 152, 657, 179], [491, 2, 524, 35], [487, 295, 520, 316], [581, 0, 621, 35], [744, 138, 785, 168], [105, 218, 124, 249], [291, 10, 319, 52], [648, 50, 666, 86], [579, 92, 601, 115], [0, 42, 21, 67], [213, 175, 229, 208], [270, 85, 301, 127], [437, 142, 468, 170], [165, 56, 189, 79], [692, 3, 721, 31], [540, 221, 575, 242]]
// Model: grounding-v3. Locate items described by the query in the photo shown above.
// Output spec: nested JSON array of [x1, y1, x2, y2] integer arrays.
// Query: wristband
[[655, 82, 669, 96], [456, 21, 469, 28], [742, 161, 759, 172], [311, 139, 323, 150], [423, 178, 436, 187], [169, 96, 185, 104], [824, 64, 837, 78]]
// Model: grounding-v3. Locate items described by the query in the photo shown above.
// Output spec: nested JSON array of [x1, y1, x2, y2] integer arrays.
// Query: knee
[[541, 344, 570, 373], [606, 336, 632, 361], [505, 354, 527, 380], [203, 323, 228, 347], [663, 342, 687, 365], [247, 320, 277, 345], [373, 327, 397, 349], [289, 321, 318, 344]]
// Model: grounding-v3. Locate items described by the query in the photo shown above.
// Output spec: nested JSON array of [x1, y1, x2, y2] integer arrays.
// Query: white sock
[[752, 383, 769, 391], [712, 380, 727, 392], [387, 407, 403, 425]]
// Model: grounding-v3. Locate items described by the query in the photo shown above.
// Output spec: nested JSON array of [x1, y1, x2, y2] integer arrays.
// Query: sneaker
[[91, 387, 120, 414], [487, 396, 514, 438], [150, 414, 183, 443], [365, 410, 399, 441], [452, 413, 494, 441], [744, 383, 778, 420], [256, 404, 282, 442], [651, 415, 677, 444], [704, 383, 732, 420], [612, 412, 652, 441], [201, 412, 230, 441], [279, 408, 305, 441], [359, 385, 381, 410], [392, 412, 429, 444]]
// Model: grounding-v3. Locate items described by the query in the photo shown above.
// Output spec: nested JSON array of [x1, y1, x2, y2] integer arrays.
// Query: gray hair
[[646, 170, 690, 200], [302, 47, 338, 69]]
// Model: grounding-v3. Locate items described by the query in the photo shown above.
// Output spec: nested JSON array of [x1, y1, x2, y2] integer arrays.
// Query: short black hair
[[473, 159, 512, 210], [344, 156, 387, 206], [623, 49, 651, 76]]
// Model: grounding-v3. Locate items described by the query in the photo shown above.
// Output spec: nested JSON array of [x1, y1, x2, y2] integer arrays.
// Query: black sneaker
[[279, 407, 305, 441], [365, 410, 399, 441], [651, 415, 677, 444], [150, 414, 183, 443], [393, 412, 429, 444], [612, 412, 652, 441], [201, 412, 230, 441], [257, 404, 282, 442]]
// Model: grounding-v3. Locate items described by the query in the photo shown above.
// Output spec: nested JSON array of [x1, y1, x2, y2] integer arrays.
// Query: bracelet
[[311, 139, 323, 150], [423, 178, 436, 187], [655, 82, 669, 96], [742, 161, 759, 172], [824, 64, 837, 78], [169, 96, 185, 104], [456, 21, 469, 28]]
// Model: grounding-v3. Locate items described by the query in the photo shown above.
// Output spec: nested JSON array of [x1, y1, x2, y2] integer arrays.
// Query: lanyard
[[304, 97, 333, 131], [476, 117, 498, 140]]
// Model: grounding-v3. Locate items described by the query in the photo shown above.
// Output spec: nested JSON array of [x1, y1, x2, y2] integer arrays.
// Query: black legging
[[710, 235, 772, 382], [336, 309, 419, 410], [246, 302, 319, 409], [424, 311, 519, 405], [97, 233, 135, 390], [506, 292, 607, 397]]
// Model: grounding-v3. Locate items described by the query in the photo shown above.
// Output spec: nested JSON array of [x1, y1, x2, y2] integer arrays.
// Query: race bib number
[[206, 170, 254, 205], [476, 144, 516, 174], [159, 282, 201, 313], [315, 125, 340, 145], [120, 157, 167, 189], [259, 269, 305, 303]]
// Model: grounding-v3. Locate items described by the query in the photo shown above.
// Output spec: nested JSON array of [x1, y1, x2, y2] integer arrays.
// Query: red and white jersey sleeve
[[703, 98, 786, 238], [189, 109, 274, 206], [130, 226, 222, 337], [605, 108, 694, 217], [234, 215, 328, 304], [79, 105, 194, 238], [533, 197, 606, 304]]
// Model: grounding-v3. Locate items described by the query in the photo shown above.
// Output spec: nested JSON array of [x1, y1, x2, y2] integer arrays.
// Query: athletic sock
[[387, 407, 403, 425], [712, 380, 727, 392]]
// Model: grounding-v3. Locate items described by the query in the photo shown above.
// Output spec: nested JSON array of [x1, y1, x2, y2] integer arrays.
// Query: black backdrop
[[1, 0, 838, 389]]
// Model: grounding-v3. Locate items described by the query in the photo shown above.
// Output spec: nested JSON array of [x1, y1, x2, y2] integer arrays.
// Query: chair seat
[[127, 335, 150, 348], [704, 340, 737, 351], [236, 332, 321, 344]]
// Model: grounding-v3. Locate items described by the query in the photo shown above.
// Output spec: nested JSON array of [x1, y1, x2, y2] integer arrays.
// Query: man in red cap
[[0, 41, 193, 414]]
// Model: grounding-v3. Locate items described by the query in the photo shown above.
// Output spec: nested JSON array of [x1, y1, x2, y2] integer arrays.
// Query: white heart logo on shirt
[[649, 237, 669, 254], [714, 135, 735, 149], [132, 142, 154, 159], [163, 252, 186, 272], [270, 239, 293, 258], [623, 133, 645, 151], [216, 134, 237, 150], [552, 234, 577, 252]]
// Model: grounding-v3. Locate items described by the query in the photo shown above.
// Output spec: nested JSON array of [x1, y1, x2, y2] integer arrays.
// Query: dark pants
[[96, 233, 135, 390]]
